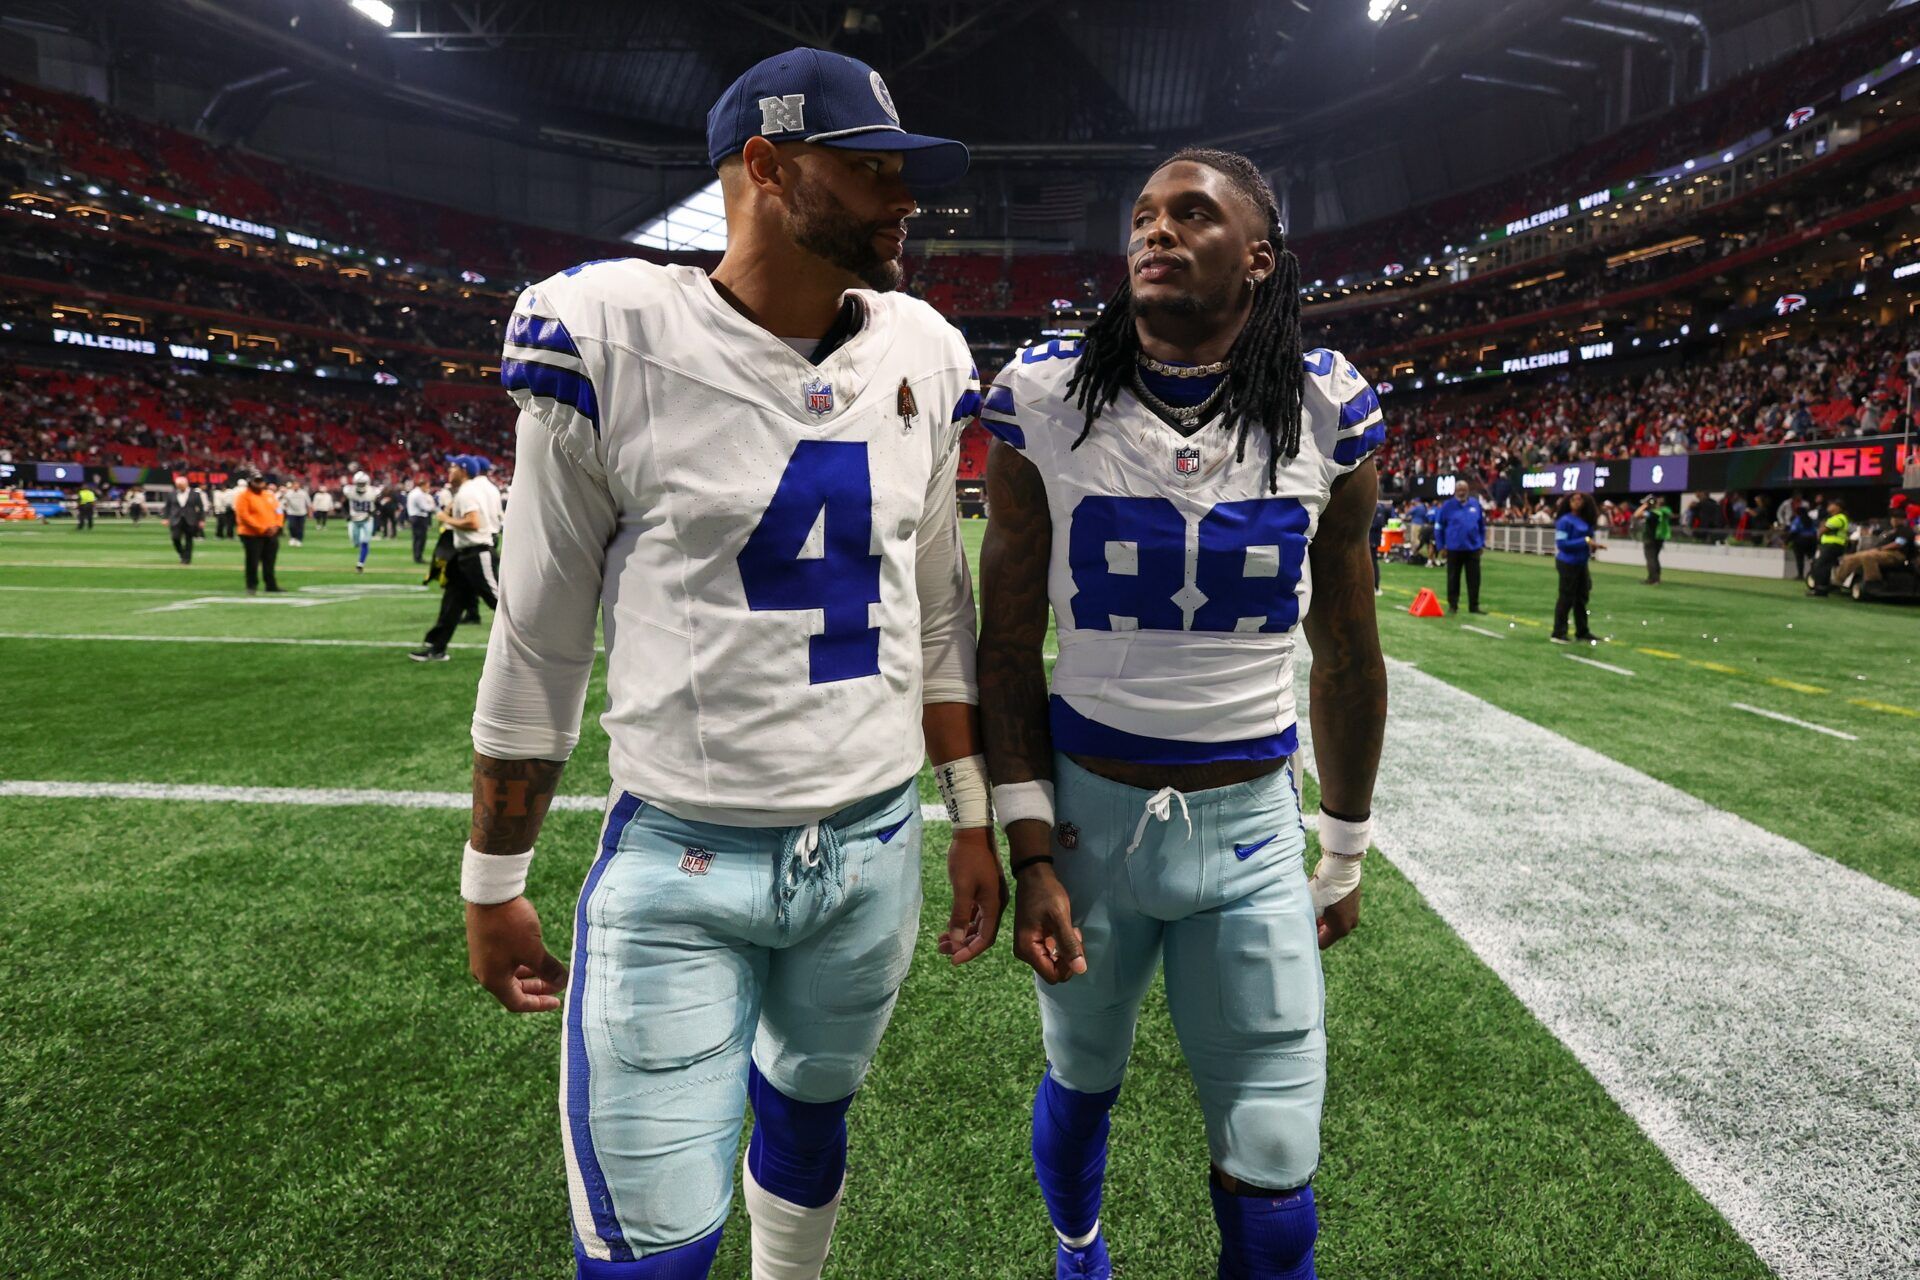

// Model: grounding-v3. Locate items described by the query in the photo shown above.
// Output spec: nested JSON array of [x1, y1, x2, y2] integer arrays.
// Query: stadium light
[[350, 0, 394, 28], [1367, 0, 1396, 21]]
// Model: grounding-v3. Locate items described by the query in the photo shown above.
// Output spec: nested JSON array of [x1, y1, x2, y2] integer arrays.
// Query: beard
[[1129, 271, 1239, 322], [785, 173, 902, 293]]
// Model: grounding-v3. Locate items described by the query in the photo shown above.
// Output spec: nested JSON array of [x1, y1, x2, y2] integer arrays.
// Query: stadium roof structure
[[22, 0, 1840, 169], [5, 0, 1884, 239]]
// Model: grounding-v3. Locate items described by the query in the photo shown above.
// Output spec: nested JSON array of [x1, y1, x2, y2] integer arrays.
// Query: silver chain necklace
[[1131, 369, 1229, 428], [1137, 352, 1231, 378]]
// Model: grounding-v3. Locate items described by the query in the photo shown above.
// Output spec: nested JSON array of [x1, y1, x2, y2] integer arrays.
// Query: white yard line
[[0, 778, 954, 825], [0, 584, 428, 599], [1458, 624, 1506, 640], [1562, 653, 1635, 676], [0, 559, 427, 575], [1297, 657, 1919, 1280], [0, 584, 205, 595], [0, 631, 487, 650], [1728, 702, 1858, 741]]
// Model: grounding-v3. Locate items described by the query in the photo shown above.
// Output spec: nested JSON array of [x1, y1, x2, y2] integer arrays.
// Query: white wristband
[[1309, 811, 1369, 913], [933, 753, 992, 829], [1317, 811, 1373, 857], [462, 843, 533, 905], [1308, 849, 1364, 913], [992, 779, 1055, 830]]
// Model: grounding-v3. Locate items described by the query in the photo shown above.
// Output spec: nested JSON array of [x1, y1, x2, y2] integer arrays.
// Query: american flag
[[1009, 178, 1088, 226]]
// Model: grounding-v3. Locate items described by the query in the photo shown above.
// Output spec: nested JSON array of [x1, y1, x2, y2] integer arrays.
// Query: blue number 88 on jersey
[[1068, 495, 1310, 634]]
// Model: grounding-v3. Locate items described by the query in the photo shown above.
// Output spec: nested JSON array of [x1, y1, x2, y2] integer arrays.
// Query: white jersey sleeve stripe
[[501, 342, 588, 375]]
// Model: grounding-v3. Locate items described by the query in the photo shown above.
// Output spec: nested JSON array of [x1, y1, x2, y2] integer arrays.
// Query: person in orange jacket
[[235, 471, 286, 595]]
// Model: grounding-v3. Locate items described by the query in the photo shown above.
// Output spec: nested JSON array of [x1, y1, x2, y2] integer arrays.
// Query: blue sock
[[1032, 1069, 1122, 1243], [357, 542, 370, 565], [575, 1227, 721, 1279], [746, 1063, 852, 1209], [1210, 1182, 1316, 1280]]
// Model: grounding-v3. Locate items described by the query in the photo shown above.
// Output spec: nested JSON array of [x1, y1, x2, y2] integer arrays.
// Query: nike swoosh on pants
[[1233, 834, 1277, 860]]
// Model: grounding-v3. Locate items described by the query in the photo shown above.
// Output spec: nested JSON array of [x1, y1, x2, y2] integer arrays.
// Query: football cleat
[[407, 648, 449, 662], [1056, 1231, 1111, 1280]]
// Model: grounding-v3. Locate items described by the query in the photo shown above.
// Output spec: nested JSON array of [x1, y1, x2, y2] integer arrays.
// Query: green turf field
[[3, 518, 1914, 1278]]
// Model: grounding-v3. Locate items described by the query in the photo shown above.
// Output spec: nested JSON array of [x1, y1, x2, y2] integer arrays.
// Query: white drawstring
[[1126, 786, 1192, 857], [776, 820, 837, 928]]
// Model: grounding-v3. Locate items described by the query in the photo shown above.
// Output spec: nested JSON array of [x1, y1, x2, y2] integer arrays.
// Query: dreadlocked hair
[[1064, 146, 1306, 493]]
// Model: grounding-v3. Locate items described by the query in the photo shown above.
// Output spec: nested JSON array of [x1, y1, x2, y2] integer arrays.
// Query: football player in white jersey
[[344, 470, 379, 573], [977, 149, 1388, 1280], [459, 48, 1003, 1280]]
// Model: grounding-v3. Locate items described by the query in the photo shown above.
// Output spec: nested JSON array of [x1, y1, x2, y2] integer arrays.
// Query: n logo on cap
[[759, 93, 806, 135]]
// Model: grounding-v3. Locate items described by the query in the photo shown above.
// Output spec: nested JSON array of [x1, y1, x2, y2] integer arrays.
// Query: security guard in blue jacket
[[1432, 478, 1488, 614]]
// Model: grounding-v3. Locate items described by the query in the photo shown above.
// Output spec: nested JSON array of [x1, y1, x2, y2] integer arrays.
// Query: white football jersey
[[472, 259, 978, 825], [982, 341, 1383, 763], [346, 486, 379, 522]]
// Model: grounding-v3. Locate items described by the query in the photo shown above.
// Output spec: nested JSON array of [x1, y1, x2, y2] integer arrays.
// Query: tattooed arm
[[464, 754, 572, 1013], [979, 440, 1085, 983], [469, 753, 567, 855], [464, 410, 617, 1014], [1301, 457, 1388, 950]]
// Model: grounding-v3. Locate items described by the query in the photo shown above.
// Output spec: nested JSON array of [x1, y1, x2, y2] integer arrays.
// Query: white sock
[[743, 1161, 844, 1280], [1058, 1220, 1100, 1250]]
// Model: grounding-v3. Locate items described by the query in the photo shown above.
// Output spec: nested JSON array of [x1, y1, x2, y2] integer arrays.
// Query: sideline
[[0, 631, 487, 650], [0, 778, 954, 824], [1297, 655, 1920, 1280]]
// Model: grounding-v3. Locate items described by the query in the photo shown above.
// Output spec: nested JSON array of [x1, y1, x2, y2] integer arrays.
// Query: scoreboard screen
[[1629, 456, 1690, 492], [1521, 462, 1595, 495]]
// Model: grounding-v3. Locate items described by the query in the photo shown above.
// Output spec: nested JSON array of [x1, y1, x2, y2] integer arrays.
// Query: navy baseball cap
[[706, 47, 969, 187]]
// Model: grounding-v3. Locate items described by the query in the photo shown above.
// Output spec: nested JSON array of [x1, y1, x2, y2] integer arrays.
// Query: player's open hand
[[939, 828, 1006, 966], [466, 896, 568, 1012], [1317, 884, 1361, 950], [1013, 865, 1087, 984]]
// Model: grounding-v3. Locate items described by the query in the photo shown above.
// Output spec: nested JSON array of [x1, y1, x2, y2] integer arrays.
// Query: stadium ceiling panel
[[32, 0, 1865, 174]]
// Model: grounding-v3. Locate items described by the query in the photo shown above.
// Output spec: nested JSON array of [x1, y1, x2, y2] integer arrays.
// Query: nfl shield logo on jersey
[[802, 377, 835, 416], [1174, 446, 1202, 476], [678, 847, 713, 876]]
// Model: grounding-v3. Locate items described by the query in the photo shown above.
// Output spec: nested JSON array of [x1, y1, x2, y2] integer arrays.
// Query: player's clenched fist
[[466, 897, 568, 1013], [1013, 864, 1087, 985]]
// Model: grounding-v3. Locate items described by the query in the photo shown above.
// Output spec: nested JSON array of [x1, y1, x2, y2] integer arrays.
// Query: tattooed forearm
[[468, 752, 568, 855], [1302, 461, 1387, 818], [978, 440, 1055, 788]]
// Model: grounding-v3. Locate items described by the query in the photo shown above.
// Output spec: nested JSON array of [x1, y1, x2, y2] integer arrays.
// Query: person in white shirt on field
[[405, 475, 438, 563], [409, 455, 501, 660], [280, 480, 311, 545], [310, 485, 334, 529]]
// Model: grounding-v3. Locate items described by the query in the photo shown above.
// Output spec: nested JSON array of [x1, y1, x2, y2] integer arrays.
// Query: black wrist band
[[1011, 855, 1055, 874], [1319, 806, 1371, 823]]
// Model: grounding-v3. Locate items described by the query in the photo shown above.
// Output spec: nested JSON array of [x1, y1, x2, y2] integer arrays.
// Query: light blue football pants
[[562, 781, 923, 1266], [1037, 754, 1326, 1191]]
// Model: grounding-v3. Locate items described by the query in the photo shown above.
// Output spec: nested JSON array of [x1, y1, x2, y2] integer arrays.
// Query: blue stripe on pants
[[569, 792, 647, 1262]]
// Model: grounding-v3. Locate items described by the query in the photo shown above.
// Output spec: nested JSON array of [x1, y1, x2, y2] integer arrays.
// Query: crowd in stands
[[1290, 9, 1920, 285], [900, 252, 1118, 314], [1375, 320, 1919, 499], [0, 360, 514, 482], [3, 224, 499, 346], [0, 76, 633, 282], [1319, 146, 1920, 357]]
